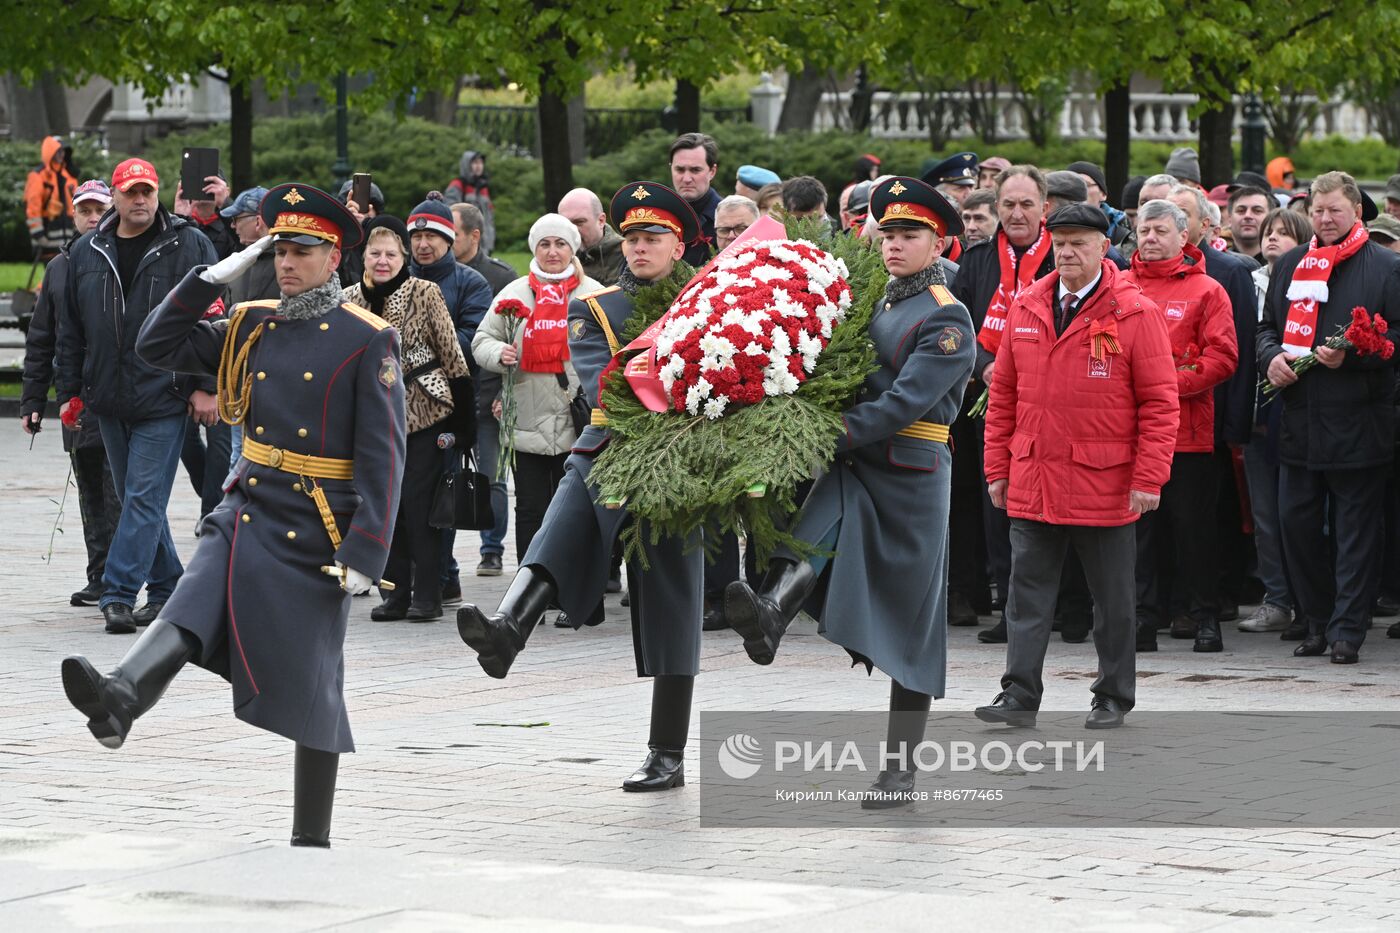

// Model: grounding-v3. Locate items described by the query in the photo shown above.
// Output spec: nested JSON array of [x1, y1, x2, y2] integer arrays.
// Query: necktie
[[1057, 293, 1077, 336]]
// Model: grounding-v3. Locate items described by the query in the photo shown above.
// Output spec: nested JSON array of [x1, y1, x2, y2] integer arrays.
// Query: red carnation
[[495, 298, 530, 318], [61, 397, 84, 429]]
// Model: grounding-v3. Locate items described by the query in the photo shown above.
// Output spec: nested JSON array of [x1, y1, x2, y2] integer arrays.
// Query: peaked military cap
[[870, 176, 964, 237], [260, 182, 363, 250], [609, 181, 701, 244], [921, 151, 979, 187]]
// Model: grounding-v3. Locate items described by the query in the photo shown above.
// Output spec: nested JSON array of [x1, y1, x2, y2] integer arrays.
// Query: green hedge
[[5, 111, 1399, 263]]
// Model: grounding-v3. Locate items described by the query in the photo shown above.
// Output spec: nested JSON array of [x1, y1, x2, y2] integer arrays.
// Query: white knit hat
[[528, 213, 581, 253]]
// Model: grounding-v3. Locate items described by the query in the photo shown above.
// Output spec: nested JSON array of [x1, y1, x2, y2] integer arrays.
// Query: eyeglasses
[[715, 226, 749, 237]]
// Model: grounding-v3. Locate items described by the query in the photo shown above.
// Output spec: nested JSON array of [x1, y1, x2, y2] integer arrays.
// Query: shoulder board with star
[[928, 283, 958, 307], [340, 301, 391, 331]]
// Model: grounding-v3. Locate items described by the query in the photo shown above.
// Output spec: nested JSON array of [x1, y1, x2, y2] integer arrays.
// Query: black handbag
[[429, 452, 495, 531], [558, 372, 589, 436]]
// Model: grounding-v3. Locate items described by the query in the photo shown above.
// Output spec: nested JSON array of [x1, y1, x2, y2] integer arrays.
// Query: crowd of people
[[18, 121, 1400, 833], [19, 134, 1400, 661]]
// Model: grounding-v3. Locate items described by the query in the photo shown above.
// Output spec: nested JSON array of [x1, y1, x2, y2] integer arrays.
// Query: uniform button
[[319, 323, 329, 331], [247, 477, 258, 487], [241, 513, 251, 523], [297, 428, 308, 438], [268, 322, 277, 330], [257, 371, 266, 380], [293, 482, 303, 492], [255, 426, 265, 436], [303, 372, 313, 381], [286, 530, 297, 540]]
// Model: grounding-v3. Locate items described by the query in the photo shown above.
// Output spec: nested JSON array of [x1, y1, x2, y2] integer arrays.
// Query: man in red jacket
[[977, 204, 1179, 730], [1125, 199, 1238, 653]]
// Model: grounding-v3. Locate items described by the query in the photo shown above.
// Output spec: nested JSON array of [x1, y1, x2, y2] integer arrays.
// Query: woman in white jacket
[[473, 214, 603, 569]]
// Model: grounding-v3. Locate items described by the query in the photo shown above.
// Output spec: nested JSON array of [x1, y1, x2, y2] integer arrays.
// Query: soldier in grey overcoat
[[60, 184, 406, 847], [723, 176, 976, 808], [458, 182, 704, 793]]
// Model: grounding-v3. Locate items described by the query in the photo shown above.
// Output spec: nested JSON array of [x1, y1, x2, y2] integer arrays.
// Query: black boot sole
[[405, 606, 443, 623], [724, 583, 777, 665], [456, 606, 514, 679], [60, 657, 128, 749], [977, 629, 1007, 644], [1193, 642, 1223, 653]]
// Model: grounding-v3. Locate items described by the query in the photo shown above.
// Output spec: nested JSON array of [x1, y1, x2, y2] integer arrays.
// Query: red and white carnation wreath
[[654, 240, 852, 419]]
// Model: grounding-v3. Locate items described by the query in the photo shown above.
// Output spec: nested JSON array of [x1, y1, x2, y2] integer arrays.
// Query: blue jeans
[[97, 414, 187, 609], [229, 423, 244, 471], [475, 413, 509, 556]]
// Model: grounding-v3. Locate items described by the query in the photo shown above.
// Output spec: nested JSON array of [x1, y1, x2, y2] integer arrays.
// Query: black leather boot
[[977, 616, 1008, 644], [61, 618, 197, 749], [724, 558, 818, 665], [290, 744, 339, 848], [862, 681, 931, 811], [623, 675, 692, 792], [456, 567, 556, 678]]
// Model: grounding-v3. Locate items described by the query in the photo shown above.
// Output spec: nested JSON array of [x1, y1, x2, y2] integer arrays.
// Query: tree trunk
[[849, 64, 873, 132], [1197, 103, 1235, 187], [39, 72, 71, 134], [538, 89, 574, 211], [567, 91, 586, 165], [230, 77, 254, 194], [675, 79, 700, 135], [777, 63, 826, 133], [1103, 81, 1131, 207], [5, 72, 50, 141]]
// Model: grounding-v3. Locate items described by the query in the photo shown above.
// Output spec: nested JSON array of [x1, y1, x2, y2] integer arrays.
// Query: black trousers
[[385, 429, 447, 606], [513, 451, 569, 562], [179, 420, 232, 518], [1135, 451, 1219, 626], [1003, 519, 1137, 709], [1278, 463, 1386, 647], [948, 413, 988, 607], [72, 444, 121, 587]]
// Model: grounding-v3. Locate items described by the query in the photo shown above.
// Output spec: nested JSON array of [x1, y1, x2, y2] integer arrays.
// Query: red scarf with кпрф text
[[978, 223, 1051, 355], [1282, 221, 1368, 356]]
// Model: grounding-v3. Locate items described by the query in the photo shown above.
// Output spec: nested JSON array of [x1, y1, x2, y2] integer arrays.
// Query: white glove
[[339, 564, 374, 596], [199, 235, 272, 286]]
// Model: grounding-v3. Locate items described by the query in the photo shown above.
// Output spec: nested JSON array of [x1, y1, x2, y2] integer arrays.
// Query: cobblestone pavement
[[3, 432, 1400, 930]]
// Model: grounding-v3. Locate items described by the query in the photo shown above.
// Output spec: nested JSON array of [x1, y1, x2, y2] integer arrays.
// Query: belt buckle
[[268, 447, 284, 469]]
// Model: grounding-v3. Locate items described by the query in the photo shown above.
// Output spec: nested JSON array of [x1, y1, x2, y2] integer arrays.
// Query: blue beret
[[736, 164, 780, 188]]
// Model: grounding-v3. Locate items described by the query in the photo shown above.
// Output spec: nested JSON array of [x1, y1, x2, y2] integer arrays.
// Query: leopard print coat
[[343, 276, 469, 433]]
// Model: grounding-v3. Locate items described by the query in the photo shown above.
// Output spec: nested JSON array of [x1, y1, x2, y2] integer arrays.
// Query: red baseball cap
[[111, 158, 159, 193]]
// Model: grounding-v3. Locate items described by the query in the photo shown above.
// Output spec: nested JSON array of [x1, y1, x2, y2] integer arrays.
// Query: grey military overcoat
[[782, 281, 976, 697], [137, 269, 406, 753]]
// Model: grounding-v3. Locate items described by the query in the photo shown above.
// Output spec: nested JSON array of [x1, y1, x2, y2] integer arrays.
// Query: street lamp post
[[1241, 93, 1267, 176], [332, 72, 351, 186]]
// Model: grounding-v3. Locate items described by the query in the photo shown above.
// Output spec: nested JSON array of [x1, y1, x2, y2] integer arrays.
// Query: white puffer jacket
[[472, 268, 603, 456]]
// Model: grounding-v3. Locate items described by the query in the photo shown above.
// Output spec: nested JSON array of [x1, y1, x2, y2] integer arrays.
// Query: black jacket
[[950, 237, 1056, 384], [1257, 239, 1400, 469], [1202, 244, 1260, 446], [681, 188, 722, 267], [21, 248, 101, 450], [57, 206, 219, 421]]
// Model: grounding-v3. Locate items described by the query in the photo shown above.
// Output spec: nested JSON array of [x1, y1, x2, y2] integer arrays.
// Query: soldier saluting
[[458, 182, 705, 793], [59, 183, 406, 848]]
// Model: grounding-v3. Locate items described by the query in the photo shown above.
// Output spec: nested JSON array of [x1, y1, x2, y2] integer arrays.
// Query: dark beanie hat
[[1121, 175, 1147, 209], [406, 191, 456, 242], [1066, 161, 1108, 197], [364, 214, 410, 252]]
